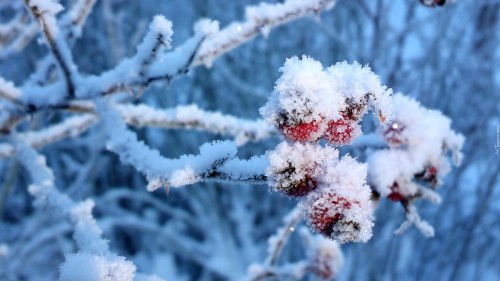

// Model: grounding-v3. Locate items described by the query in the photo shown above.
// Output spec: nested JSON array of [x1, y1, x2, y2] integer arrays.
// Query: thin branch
[[194, 0, 337, 67], [14, 141, 109, 254], [0, 114, 96, 159], [23, 0, 78, 97]]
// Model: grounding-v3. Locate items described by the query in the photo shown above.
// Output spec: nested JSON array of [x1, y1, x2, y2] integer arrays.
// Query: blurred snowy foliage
[[0, 0, 499, 280]]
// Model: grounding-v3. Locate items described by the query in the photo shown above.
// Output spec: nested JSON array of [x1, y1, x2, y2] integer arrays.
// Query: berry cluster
[[260, 56, 393, 146], [369, 94, 464, 206], [262, 56, 393, 243], [266, 143, 374, 243]]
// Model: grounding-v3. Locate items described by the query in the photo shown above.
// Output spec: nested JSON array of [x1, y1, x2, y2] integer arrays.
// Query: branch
[[0, 114, 96, 159], [194, 0, 337, 67], [395, 202, 435, 237], [0, 12, 29, 45], [117, 103, 274, 145], [265, 208, 302, 266], [0, 102, 274, 159], [97, 100, 268, 191], [14, 140, 109, 254], [26, 0, 97, 86], [23, 0, 78, 97]]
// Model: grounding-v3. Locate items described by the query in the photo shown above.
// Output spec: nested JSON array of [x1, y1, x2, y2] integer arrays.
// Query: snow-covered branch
[[0, 114, 95, 159], [15, 140, 165, 281], [194, 0, 337, 67], [265, 208, 302, 266], [14, 141, 109, 254], [23, 0, 78, 97], [97, 100, 268, 191], [26, 0, 97, 86], [243, 209, 343, 281], [0, 103, 274, 159], [117, 103, 273, 145]]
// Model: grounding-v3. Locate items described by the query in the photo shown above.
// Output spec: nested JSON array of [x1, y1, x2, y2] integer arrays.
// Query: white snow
[[59, 252, 136, 281], [368, 93, 464, 197], [260, 56, 393, 145]]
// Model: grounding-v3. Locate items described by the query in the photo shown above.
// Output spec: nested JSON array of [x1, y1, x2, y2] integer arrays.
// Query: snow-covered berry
[[387, 182, 405, 201], [279, 118, 323, 143], [324, 116, 361, 145], [383, 121, 406, 146], [304, 192, 361, 242], [308, 237, 343, 280], [260, 57, 393, 146], [266, 142, 338, 197], [300, 156, 374, 243]]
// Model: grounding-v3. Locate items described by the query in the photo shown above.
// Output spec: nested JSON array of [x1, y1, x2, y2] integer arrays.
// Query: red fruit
[[428, 166, 437, 176], [387, 182, 405, 201], [324, 118, 355, 145], [383, 122, 406, 145], [279, 174, 318, 198], [311, 257, 336, 280], [280, 120, 321, 142], [305, 194, 361, 240], [414, 165, 438, 187]]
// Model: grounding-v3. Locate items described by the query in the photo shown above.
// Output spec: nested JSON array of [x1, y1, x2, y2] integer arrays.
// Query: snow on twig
[[117, 103, 273, 145], [15, 140, 163, 281], [14, 140, 109, 254], [23, 0, 78, 97], [97, 100, 268, 191], [0, 102, 274, 159], [194, 0, 337, 67], [0, 114, 96, 159]]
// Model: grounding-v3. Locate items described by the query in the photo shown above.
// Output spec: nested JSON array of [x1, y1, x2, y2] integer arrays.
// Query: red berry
[[324, 118, 355, 145], [280, 120, 321, 142], [305, 193, 361, 241], [279, 174, 318, 198], [311, 258, 335, 280], [383, 122, 406, 146], [387, 182, 405, 201], [428, 166, 437, 176]]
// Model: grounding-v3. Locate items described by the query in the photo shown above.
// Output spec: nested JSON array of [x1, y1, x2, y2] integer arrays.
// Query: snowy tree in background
[[0, 0, 497, 280]]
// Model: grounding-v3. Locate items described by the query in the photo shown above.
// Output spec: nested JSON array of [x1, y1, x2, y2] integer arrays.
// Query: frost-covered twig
[[0, 76, 22, 102], [14, 141, 109, 254], [265, 208, 302, 266], [0, 12, 29, 45], [23, 0, 78, 97], [117, 103, 273, 145], [26, 0, 97, 86], [15, 140, 163, 281], [0, 114, 95, 159], [243, 209, 344, 281], [194, 0, 337, 67], [0, 102, 274, 159], [97, 100, 268, 191], [395, 202, 434, 237]]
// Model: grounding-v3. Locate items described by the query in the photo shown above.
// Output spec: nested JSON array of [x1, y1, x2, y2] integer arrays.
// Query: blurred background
[[0, 0, 499, 280]]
